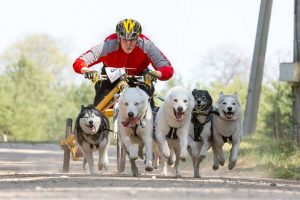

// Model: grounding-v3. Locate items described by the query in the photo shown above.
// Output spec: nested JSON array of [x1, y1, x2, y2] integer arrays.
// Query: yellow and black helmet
[[116, 19, 142, 40]]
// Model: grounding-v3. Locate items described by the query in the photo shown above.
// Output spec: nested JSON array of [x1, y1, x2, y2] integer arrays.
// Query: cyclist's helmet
[[116, 19, 142, 40]]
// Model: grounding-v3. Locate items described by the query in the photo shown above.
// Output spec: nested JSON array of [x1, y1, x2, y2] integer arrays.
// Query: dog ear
[[192, 89, 197, 95], [81, 105, 85, 111]]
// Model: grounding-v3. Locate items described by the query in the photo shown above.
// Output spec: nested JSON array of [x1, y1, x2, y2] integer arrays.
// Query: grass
[[238, 134, 300, 180]]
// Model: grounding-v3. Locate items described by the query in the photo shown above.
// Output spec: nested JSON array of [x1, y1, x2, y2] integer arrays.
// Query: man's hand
[[144, 70, 161, 86], [84, 70, 99, 83]]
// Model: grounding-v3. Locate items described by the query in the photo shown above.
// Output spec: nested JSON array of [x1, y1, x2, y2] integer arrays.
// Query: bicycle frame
[[96, 80, 129, 117]]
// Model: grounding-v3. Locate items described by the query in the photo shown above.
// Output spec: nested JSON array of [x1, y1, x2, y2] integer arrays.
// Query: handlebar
[[94, 74, 146, 82], [85, 69, 157, 86]]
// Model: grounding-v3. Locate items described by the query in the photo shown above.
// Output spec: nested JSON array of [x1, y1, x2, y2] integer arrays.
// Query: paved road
[[0, 143, 299, 200]]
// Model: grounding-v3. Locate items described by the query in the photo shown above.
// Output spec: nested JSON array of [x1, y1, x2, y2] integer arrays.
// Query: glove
[[144, 71, 160, 83], [84, 70, 99, 83]]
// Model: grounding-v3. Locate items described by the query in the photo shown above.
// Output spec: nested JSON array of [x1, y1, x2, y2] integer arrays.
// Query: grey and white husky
[[74, 104, 110, 175], [212, 92, 243, 171], [188, 89, 213, 178]]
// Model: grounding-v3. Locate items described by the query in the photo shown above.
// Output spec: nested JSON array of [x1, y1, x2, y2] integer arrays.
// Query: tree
[[0, 34, 74, 86], [0, 34, 82, 141]]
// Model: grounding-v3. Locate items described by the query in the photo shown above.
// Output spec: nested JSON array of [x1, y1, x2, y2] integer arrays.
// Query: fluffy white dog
[[117, 87, 153, 176], [212, 92, 243, 170], [155, 86, 195, 177]]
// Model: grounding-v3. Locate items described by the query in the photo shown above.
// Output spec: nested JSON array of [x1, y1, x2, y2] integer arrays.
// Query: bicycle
[[60, 67, 158, 173]]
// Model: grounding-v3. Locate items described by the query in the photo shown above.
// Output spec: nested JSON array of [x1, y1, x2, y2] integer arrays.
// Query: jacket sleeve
[[143, 39, 174, 81], [156, 66, 174, 81], [73, 42, 105, 74]]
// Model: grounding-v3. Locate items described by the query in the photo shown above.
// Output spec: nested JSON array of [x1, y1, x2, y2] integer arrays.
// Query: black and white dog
[[188, 89, 213, 178], [74, 105, 110, 175]]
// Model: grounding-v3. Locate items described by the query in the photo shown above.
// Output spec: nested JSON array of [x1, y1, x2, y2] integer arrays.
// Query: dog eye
[[125, 102, 128, 106], [184, 100, 187, 103], [174, 99, 178, 102], [135, 102, 139, 106], [223, 102, 226, 105], [233, 103, 236, 105]]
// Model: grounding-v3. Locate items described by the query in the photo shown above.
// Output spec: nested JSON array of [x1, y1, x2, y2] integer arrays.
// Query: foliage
[[257, 82, 292, 139], [0, 35, 95, 141], [239, 135, 300, 179]]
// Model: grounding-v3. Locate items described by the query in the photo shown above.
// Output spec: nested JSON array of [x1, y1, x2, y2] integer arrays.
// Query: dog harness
[[211, 109, 233, 144], [191, 108, 213, 142], [222, 135, 233, 143], [166, 127, 178, 140]]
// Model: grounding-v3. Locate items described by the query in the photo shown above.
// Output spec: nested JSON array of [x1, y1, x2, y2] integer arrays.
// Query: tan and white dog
[[155, 86, 195, 177], [212, 92, 243, 170], [117, 87, 153, 176]]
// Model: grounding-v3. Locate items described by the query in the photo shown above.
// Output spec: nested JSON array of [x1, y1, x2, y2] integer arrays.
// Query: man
[[73, 18, 174, 107]]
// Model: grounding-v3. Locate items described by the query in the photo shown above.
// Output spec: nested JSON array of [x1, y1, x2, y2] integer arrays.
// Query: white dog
[[212, 92, 243, 170], [155, 86, 195, 177], [117, 87, 153, 176]]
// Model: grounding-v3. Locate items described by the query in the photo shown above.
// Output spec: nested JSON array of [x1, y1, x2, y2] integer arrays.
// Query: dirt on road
[[0, 143, 299, 200]]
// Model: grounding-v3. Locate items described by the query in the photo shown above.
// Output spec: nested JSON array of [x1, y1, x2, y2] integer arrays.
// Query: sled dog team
[[74, 86, 243, 177]]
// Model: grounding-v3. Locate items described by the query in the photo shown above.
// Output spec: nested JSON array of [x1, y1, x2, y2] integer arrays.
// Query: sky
[[0, 0, 294, 89]]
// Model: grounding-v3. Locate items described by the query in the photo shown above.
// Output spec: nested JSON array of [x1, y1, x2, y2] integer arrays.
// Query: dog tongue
[[122, 117, 139, 127], [175, 112, 184, 122]]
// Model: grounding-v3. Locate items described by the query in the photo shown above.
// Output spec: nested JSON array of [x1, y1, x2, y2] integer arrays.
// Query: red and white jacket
[[73, 33, 173, 81]]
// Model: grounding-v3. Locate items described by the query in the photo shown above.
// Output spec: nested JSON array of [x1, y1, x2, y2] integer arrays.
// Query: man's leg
[[93, 79, 118, 107]]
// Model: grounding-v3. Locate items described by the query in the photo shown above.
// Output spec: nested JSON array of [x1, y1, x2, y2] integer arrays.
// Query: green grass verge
[[239, 134, 300, 180]]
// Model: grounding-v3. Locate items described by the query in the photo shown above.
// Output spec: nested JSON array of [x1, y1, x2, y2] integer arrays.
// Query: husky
[[74, 104, 110, 175], [117, 87, 153, 176], [212, 92, 243, 170], [188, 89, 213, 178], [155, 86, 195, 177]]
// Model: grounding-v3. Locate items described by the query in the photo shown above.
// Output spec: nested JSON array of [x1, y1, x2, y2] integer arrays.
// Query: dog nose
[[227, 107, 232, 111], [128, 112, 134, 118], [197, 100, 201, 104], [177, 106, 183, 113], [89, 120, 93, 125]]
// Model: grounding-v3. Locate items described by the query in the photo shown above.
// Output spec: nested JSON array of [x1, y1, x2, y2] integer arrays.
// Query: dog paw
[[180, 156, 186, 162], [145, 166, 153, 172], [161, 171, 168, 176], [212, 164, 219, 171], [98, 163, 104, 171], [219, 160, 225, 166], [145, 161, 153, 172], [228, 160, 237, 170], [98, 162, 108, 171], [132, 169, 139, 177], [175, 173, 181, 178]]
